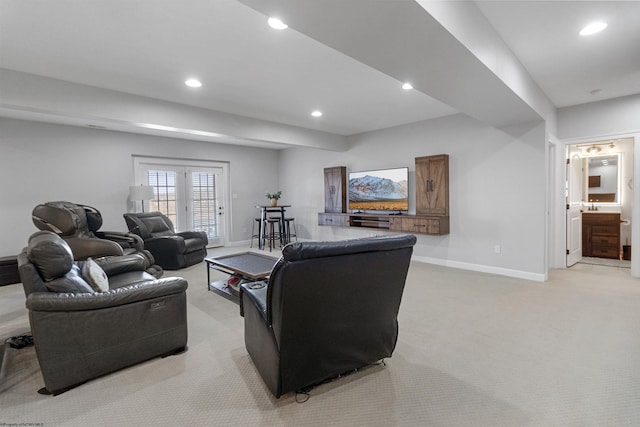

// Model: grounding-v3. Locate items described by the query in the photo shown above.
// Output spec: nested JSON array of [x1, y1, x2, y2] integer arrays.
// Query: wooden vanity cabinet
[[582, 213, 621, 259]]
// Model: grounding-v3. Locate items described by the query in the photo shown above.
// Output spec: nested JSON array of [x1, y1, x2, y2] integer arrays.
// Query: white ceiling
[[1, 0, 639, 141], [475, 1, 640, 108]]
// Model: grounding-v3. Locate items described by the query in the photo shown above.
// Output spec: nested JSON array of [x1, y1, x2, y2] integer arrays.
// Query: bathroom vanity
[[582, 212, 621, 259]]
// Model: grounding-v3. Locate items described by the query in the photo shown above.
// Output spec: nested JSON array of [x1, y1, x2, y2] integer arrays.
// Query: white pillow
[[82, 257, 109, 292]]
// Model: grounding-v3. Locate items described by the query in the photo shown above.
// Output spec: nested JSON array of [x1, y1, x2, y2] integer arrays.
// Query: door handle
[[426, 179, 434, 192]]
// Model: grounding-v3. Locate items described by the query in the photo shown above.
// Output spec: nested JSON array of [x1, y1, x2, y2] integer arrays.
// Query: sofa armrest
[[66, 237, 124, 260], [144, 236, 186, 253], [95, 230, 144, 251], [239, 281, 268, 321], [176, 231, 208, 243], [95, 253, 147, 277], [26, 277, 188, 312]]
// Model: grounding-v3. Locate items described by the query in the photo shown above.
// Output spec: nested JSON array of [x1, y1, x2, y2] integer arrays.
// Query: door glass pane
[[192, 172, 217, 239], [148, 170, 177, 226]]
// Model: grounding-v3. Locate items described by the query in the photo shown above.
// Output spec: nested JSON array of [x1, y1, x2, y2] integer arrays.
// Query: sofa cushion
[[81, 258, 109, 292], [108, 270, 157, 289]]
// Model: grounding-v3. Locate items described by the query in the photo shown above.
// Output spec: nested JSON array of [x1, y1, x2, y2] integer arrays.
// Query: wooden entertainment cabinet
[[318, 212, 449, 235], [319, 154, 450, 236]]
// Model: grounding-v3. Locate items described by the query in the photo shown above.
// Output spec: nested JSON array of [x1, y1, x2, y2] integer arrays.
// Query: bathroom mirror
[[585, 154, 620, 204]]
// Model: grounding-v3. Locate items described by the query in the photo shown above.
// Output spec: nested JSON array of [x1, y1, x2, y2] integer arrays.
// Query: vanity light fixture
[[268, 17, 288, 30], [185, 78, 202, 88], [579, 21, 607, 36], [311, 110, 323, 118], [402, 82, 413, 90], [586, 144, 601, 154]]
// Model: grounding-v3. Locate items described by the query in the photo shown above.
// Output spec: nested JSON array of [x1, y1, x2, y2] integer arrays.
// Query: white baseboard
[[411, 255, 547, 282], [221, 240, 546, 282]]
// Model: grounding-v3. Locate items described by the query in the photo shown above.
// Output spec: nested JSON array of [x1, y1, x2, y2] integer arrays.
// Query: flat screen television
[[348, 167, 409, 213]]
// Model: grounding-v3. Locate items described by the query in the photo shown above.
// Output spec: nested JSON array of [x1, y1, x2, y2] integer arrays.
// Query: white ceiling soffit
[[0, 0, 458, 149], [0, 104, 293, 150], [237, 0, 542, 129]]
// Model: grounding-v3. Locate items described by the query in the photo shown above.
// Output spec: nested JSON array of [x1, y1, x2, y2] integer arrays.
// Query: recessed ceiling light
[[268, 17, 288, 30], [402, 82, 413, 90], [311, 110, 323, 118], [579, 21, 607, 36], [185, 78, 202, 88]]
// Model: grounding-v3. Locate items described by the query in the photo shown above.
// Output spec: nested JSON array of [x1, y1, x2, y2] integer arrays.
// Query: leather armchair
[[32, 201, 163, 278], [17, 231, 189, 395], [239, 234, 417, 398], [123, 212, 208, 270]]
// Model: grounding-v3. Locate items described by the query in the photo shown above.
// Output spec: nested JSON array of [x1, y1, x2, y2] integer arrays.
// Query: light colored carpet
[[580, 256, 631, 269], [1, 246, 640, 426]]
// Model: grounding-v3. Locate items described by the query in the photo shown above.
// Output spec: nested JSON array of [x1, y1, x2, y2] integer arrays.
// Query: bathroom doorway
[[565, 137, 633, 269]]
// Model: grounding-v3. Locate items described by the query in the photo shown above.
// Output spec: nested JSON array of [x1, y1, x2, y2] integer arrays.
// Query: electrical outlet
[[494, 245, 501, 254], [243, 227, 247, 233]]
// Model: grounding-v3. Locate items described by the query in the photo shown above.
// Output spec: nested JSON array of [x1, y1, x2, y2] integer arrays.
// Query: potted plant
[[266, 191, 282, 207]]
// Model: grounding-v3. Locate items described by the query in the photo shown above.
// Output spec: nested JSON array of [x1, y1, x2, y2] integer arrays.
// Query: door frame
[[553, 133, 638, 276], [132, 155, 230, 247]]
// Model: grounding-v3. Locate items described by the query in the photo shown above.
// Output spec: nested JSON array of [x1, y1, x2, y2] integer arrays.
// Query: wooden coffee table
[[205, 252, 279, 301]]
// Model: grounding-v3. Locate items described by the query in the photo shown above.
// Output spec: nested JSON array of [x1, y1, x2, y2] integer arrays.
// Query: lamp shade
[[129, 185, 155, 201]]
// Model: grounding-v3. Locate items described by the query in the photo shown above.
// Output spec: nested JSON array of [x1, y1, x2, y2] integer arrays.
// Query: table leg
[[280, 207, 286, 245], [207, 261, 211, 291], [258, 208, 266, 250]]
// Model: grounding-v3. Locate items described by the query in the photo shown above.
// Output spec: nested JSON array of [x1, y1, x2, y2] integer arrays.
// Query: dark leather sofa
[[123, 212, 208, 270], [239, 234, 417, 398], [17, 231, 188, 395]]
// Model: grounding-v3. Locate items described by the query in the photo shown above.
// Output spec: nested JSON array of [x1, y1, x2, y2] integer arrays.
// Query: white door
[[187, 167, 226, 247], [566, 153, 583, 266], [134, 157, 228, 247]]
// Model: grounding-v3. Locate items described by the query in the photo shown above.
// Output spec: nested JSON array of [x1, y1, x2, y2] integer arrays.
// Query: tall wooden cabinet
[[324, 167, 347, 213], [416, 154, 449, 216]]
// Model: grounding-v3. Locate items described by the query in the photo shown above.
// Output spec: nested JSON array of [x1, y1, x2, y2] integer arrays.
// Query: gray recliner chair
[[32, 201, 163, 278], [17, 231, 189, 395], [123, 212, 208, 270], [239, 234, 416, 398]]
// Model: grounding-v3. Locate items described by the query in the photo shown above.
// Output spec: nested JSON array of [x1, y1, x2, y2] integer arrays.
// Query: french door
[[133, 157, 228, 247]]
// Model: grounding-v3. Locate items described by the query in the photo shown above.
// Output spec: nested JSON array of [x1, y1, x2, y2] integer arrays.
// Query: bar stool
[[250, 218, 263, 248], [265, 218, 281, 251], [283, 217, 297, 244]]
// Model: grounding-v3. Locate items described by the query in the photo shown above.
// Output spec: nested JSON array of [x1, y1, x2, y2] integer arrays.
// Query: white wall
[[279, 113, 548, 280], [558, 95, 640, 140], [0, 118, 280, 257]]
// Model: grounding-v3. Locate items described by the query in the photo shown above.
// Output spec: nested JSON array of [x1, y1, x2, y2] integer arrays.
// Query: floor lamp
[[129, 185, 155, 212]]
